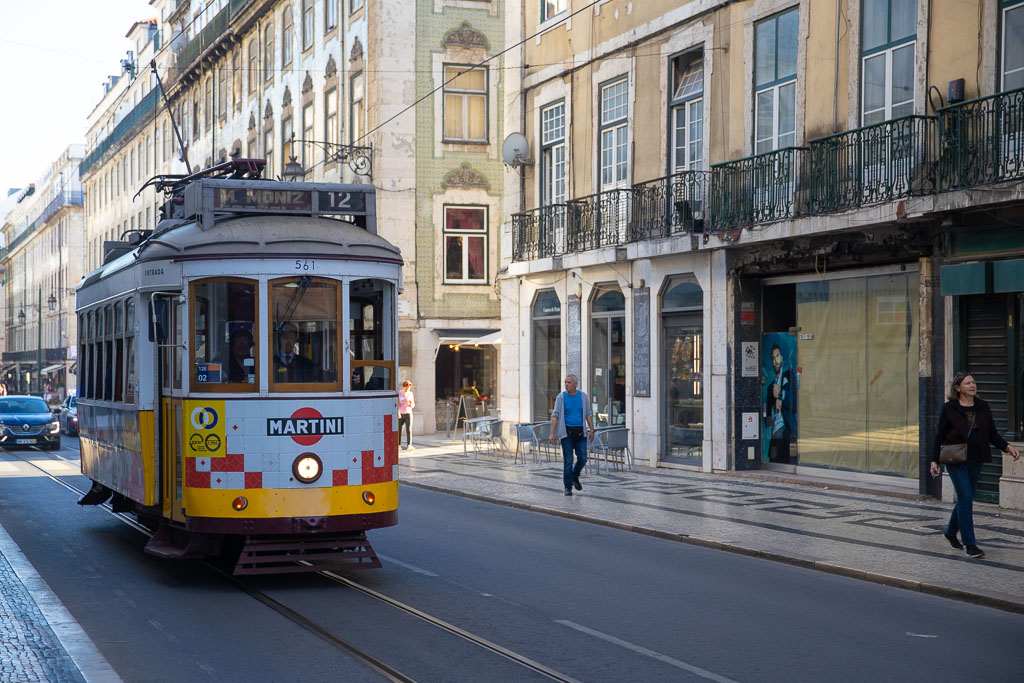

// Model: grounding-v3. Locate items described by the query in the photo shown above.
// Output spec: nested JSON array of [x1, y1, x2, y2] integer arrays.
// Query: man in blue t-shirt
[[549, 374, 596, 496]]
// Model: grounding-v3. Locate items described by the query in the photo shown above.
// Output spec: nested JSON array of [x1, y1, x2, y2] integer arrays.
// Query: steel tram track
[[5, 448, 579, 683]]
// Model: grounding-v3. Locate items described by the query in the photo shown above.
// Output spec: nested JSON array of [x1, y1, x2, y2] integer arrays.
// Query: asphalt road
[[1, 439, 1022, 682]]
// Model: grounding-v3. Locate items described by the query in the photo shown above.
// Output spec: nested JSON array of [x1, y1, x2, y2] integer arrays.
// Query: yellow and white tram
[[76, 161, 401, 574]]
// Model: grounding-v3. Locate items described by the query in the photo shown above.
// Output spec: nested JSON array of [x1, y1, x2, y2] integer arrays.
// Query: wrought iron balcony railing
[[512, 204, 567, 261], [809, 115, 938, 213], [938, 86, 1024, 191], [565, 188, 633, 253], [80, 89, 158, 177], [711, 146, 808, 230], [175, 4, 231, 73], [630, 170, 709, 241]]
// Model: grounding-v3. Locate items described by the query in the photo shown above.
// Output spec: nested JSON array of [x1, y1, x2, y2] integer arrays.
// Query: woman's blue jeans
[[946, 459, 983, 546], [561, 434, 588, 489]]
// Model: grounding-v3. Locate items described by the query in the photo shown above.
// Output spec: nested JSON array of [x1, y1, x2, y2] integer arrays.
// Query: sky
[[0, 1, 155, 195]]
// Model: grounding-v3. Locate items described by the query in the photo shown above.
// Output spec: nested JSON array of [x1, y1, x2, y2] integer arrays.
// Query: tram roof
[[79, 212, 402, 290]]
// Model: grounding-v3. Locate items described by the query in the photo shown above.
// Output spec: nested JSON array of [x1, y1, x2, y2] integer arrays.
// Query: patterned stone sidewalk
[[0, 523, 119, 682], [400, 435, 1024, 613]]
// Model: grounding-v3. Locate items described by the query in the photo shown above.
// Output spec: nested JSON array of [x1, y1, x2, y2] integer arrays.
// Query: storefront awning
[[41, 364, 65, 374], [433, 328, 500, 359], [993, 258, 1024, 293], [940, 262, 991, 296]]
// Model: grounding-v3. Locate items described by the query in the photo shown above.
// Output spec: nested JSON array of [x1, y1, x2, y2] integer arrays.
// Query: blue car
[[0, 396, 61, 450], [58, 394, 78, 436]]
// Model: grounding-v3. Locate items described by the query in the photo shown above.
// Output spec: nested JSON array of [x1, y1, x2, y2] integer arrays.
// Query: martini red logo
[[266, 407, 344, 446]]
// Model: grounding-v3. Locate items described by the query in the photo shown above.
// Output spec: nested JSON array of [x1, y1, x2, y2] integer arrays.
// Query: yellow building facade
[[502, 0, 1024, 506]]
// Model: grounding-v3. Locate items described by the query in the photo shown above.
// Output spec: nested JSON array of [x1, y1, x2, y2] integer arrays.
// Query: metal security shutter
[[964, 294, 1008, 504]]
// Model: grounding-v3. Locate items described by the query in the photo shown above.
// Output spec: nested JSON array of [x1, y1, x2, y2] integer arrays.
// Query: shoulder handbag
[[939, 413, 975, 465]]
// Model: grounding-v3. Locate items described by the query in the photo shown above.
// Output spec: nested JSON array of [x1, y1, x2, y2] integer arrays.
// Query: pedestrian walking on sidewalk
[[549, 374, 595, 496], [930, 372, 1020, 558], [399, 380, 415, 450]]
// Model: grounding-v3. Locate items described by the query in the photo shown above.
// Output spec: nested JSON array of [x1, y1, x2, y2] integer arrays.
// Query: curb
[[400, 480, 1024, 616]]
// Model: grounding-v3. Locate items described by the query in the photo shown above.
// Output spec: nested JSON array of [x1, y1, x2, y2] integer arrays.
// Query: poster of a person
[[761, 334, 797, 464]]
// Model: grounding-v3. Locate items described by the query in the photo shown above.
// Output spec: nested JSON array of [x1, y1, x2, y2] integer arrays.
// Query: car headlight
[[49, 420, 60, 434]]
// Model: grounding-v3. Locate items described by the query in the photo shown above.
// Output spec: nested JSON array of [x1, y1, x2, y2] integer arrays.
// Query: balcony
[[711, 146, 808, 231], [175, 4, 231, 75], [512, 204, 567, 261], [809, 115, 937, 213], [938, 86, 1024, 191], [80, 89, 158, 176], [630, 171, 708, 241], [565, 188, 633, 252]]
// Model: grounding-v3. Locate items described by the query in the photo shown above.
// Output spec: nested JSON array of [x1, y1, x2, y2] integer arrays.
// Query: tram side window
[[78, 313, 86, 398], [191, 279, 258, 389], [350, 278, 394, 391], [270, 277, 339, 389], [125, 300, 136, 403]]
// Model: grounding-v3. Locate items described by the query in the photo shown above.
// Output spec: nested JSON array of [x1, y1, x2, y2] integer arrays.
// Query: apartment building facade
[[501, 0, 1024, 507], [1, 146, 87, 399], [78, 0, 506, 433]]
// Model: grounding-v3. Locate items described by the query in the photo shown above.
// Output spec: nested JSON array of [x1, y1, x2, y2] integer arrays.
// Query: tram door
[[160, 299, 186, 523]]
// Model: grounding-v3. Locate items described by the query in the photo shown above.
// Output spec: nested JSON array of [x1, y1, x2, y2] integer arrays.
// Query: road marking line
[[556, 620, 738, 683], [377, 554, 439, 576], [906, 632, 939, 638]]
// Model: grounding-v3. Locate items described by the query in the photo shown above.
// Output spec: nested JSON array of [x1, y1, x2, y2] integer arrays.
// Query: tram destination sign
[[213, 188, 367, 214]]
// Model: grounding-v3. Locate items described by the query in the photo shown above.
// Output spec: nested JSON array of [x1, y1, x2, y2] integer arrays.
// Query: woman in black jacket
[[930, 372, 1020, 558]]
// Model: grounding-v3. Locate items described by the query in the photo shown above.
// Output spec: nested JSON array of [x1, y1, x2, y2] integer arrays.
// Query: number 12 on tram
[[75, 174, 402, 574]]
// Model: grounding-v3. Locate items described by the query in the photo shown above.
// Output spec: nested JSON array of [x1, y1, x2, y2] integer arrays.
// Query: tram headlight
[[232, 496, 248, 511], [292, 453, 323, 484], [362, 491, 375, 505]]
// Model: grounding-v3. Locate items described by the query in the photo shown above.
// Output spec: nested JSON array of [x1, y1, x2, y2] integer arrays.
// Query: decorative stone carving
[[443, 21, 488, 50], [302, 72, 313, 94], [282, 86, 292, 108], [443, 163, 489, 189], [349, 36, 363, 63], [325, 55, 337, 79], [248, 112, 256, 130]]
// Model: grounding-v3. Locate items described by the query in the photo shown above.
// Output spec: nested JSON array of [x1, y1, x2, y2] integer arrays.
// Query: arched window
[[532, 290, 561, 421]]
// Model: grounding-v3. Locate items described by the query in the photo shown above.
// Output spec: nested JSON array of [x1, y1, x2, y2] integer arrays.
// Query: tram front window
[[271, 278, 339, 388], [191, 279, 257, 389], [350, 278, 394, 391]]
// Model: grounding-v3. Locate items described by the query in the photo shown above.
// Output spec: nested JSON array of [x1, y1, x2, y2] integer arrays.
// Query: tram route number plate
[[318, 191, 366, 214], [16, 439, 35, 444], [196, 364, 223, 383]]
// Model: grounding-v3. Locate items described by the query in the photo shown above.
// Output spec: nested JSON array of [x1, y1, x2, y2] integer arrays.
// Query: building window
[[351, 0, 364, 14], [861, 0, 916, 125], [263, 22, 275, 81], [302, 0, 315, 51], [302, 102, 314, 167], [670, 52, 704, 171], [443, 65, 487, 143], [1002, 0, 1024, 91], [350, 71, 364, 145], [541, 0, 567, 23], [217, 63, 227, 118], [754, 9, 797, 153], [444, 206, 487, 283], [599, 77, 629, 188], [232, 51, 241, 110], [282, 116, 293, 172], [248, 38, 257, 92], [532, 290, 561, 422], [205, 77, 213, 130], [264, 128, 274, 178], [326, 0, 338, 31], [325, 86, 339, 151], [282, 7, 293, 68], [541, 101, 566, 206]]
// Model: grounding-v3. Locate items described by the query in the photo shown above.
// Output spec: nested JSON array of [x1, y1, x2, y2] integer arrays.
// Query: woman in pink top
[[398, 380, 415, 449]]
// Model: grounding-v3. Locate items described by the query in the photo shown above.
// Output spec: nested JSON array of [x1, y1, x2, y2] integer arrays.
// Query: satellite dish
[[502, 132, 533, 167]]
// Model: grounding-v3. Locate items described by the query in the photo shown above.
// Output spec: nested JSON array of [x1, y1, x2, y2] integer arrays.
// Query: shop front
[[760, 266, 920, 482], [661, 276, 704, 466]]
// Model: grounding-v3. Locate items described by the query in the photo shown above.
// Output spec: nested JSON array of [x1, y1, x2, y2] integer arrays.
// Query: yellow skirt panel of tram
[[182, 480, 398, 518]]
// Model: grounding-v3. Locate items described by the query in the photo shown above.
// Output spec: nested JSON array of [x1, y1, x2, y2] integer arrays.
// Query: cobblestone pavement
[[0, 523, 118, 682], [400, 434, 1024, 614]]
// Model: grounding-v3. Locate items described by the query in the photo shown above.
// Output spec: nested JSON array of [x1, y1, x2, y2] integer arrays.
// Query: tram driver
[[274, 322, 319, 383], [226, 327, 255, 383]]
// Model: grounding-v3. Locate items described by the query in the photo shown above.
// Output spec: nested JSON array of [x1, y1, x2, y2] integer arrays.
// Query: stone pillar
[[1000, 442, 1024, 510]]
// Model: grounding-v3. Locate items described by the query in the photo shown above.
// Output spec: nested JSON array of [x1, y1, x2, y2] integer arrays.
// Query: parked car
[[58, 394, 78, 436], [0, 395, 61, 450]]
